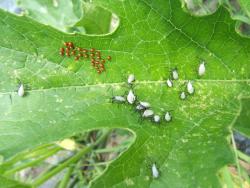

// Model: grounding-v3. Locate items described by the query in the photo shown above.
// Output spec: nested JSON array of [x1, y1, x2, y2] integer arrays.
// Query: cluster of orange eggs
[[59, 42, 112, 74]]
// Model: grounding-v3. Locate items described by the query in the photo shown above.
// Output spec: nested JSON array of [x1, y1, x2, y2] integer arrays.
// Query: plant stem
[[77, 169, 85, 186], [26, 144, 58, 158], [4, 147, 61, 176], [220, 167, 234, 188], [237, 150, 250, 163], [231, 133, 243, 188], [3, 143, 56, 166], [68, 176, 79, 188], [94, 145, 128, 153], [32, 129, 110, 187], [81, 161, 111, 166], [58, 165, 75, 188]]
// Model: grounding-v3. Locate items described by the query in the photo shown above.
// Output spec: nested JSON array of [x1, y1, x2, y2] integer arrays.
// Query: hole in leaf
[[5, 0, 119, 35], [74, 2, 119, 35], [236, 22, 250, 38], [181, 0, 219, 16], [0, 128, 134, 187]]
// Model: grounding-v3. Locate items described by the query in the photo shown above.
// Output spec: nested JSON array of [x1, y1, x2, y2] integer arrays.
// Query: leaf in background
[[0, 176, 30, 188], [238, 0, 250, 17], [15, 0, 116, 35], [16, 0, 83, 33], [180, 0, 220, 16], [0, 0, 21, 14], [234, 0, 250, 37], [233, 98, 250, 137], [223, 0, 250, 38], [181, 0, 250, 38], [0, 0, 250, 187], [75, 2, 116, 35]]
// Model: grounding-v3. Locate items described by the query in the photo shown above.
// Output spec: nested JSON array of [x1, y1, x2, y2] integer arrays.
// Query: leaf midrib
[[0, 79, 249, 95]]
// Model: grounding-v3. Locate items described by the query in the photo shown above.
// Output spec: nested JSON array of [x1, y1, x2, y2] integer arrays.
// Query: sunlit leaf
[[0, 0, 249, 187]]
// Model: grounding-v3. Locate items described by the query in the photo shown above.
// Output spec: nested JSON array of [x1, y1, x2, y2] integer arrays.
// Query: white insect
[[153, 115, 161, 123], [165, 112, 172, 122], [152, 163, 159, 178], [187, 81, 194, 94], [112, 96, 126, 103], [198, 61, 206, 76], [127, 90, 136, 104], [172, 69, 178, 80], [142, 109, 154, 118], [136, 104, 144, 111], [18, 84, 25, 97], [128, 74, 135, 84], [136, 101, 151, 111], [139, 102, 150, 108], [180, 91, 186, 100], [166, 79, 173, 87]]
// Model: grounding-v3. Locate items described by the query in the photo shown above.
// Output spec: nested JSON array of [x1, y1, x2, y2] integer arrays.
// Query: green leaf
[[238, 0, 250, 17], [75, 2, 114, 35], [0, 176, 30, 188], [233, 97, 250, 137], [16, 0, 83, 33], [181, 0, 250, 38], [236, 0, 250, 37], [180, 0, 220, 16], [0, 0, 250, 187], [16, 0, 115, 35]]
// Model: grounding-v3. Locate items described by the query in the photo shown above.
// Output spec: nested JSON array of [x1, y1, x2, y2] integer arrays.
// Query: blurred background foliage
[[0, 0, 119, 35], [181, 0, 250, 37]]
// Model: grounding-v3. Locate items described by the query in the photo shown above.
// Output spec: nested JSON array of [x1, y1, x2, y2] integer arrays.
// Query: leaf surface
[[0, 0, 250, 187]]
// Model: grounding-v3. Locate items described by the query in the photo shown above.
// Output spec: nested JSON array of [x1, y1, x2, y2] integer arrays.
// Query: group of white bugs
[[16, 60, 206, 179], [167, 67, 195, 100], [112, 74, 173, 124], [151, 61, 206, 179], [111, 61, 206, 126], [151, 61, 205, 179], [112, 61, 206, 179], [167, 60, 205, 99]]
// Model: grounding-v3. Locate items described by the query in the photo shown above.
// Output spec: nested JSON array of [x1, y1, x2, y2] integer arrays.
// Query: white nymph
[[153, 115, 161, 123], [187, 81, 194, 94], [198, 61, 206, 76], [152, 163, 159, 178], [172, 69, 178, 80], [166, 79, 173, 87], [139, 101, 150, 108], [165, 112, 172, 122], [136, 101, 150, 111], [127, 90, 136, 104], [112, 96, 126, 103], [18, 84, 25, 97], [128, 74, 135, 84], [142, 109, 154, 118], [180, 91, 186, 100]]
